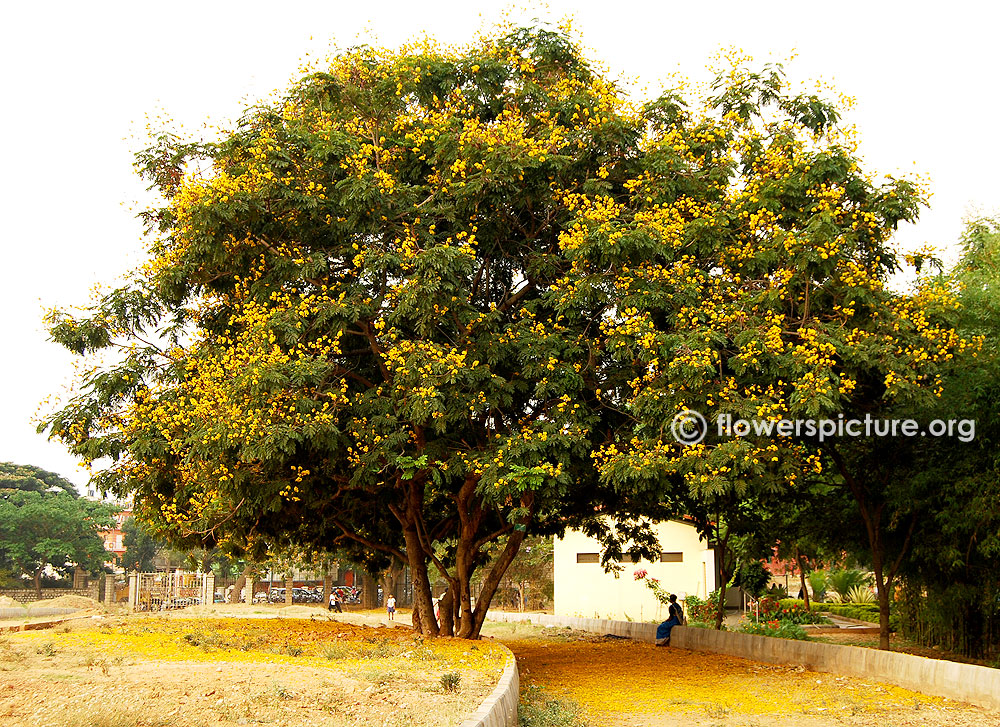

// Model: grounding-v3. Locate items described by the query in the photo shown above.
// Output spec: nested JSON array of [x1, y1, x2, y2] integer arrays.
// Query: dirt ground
[[0, 612, 505, 727], [3, 606, 997, 727], [487, 623, 1000, 727]]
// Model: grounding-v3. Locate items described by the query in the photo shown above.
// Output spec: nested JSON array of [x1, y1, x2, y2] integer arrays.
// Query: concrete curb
[[0, 614, 100, 633], [458, 649, 519, 727], [486, 611, 1000, 713]]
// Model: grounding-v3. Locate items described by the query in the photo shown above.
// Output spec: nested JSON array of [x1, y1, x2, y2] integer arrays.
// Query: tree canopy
[[42, 26, 978, 639]]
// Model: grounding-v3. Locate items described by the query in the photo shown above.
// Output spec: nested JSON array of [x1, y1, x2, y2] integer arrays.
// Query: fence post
[[203, 572, 215, 607], [128, 573, 139, 611]]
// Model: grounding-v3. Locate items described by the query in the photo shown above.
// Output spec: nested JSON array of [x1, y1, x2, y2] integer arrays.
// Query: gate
[[128, 571, 215, 612]]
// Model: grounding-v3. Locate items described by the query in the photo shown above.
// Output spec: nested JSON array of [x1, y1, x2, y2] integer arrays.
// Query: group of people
[[327, 590, 398, 619]]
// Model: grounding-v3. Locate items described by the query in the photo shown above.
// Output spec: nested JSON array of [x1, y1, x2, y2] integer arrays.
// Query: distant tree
[[0, 462, 79, 496], [498, 536, 553, 612], [0, 463, 116, 596], [890, 219, 1000, 658]]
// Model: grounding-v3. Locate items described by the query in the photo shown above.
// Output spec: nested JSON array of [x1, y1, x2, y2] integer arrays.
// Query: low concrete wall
[[486, 611, 1000, 713], [0, 585, 101, 604], [673, 626, 1000, 712], [488, 610, 657, 642], [459, 651, 519, 727]]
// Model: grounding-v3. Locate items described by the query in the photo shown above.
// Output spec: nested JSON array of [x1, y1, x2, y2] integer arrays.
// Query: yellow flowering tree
[[43, 27, 658, 638], [42, 27, 974, 642], [563, 65, 976, 642]]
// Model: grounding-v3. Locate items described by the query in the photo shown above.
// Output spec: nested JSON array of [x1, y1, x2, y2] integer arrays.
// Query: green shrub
[[322, 643, 352, 660], [731, 561, 771, 598], [684, 591, 721, 623], [808, 570, 828, 601], [845, 585, 876, 604], [440, 672, 461, 692], [769, 603, 831, 625], [518, 685, 586, 727], [766, 583, 788, 598], [827, 569, 871, 602], [737, 620, 809, 640], [779, 598, 898, 631]]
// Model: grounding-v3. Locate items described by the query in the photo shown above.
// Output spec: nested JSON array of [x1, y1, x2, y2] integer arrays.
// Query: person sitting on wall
[[655, 594, 685, 646]]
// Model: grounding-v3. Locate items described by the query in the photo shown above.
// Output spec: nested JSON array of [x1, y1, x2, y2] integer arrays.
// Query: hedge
[[778, 598, 900, 631]]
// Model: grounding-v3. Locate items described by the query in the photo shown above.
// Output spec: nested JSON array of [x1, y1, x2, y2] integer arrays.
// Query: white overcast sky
[[1, 1, 997, 489]]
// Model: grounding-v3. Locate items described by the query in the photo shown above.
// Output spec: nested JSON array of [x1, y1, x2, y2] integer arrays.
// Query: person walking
[[386, 594, 396, 621], [329, 590, 343, 613], [655, 594, 685, 646]]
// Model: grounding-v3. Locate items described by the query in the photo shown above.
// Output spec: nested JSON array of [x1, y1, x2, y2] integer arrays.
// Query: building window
[[617, 554, 639, 563], [576, 553, 600, 564], [660, 552, 683, 563]]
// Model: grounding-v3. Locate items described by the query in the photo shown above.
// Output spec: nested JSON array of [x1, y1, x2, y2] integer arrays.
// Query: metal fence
[[129, 571, 214, 612]]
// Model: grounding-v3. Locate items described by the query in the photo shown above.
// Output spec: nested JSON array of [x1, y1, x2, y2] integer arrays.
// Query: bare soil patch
[[28, 595, 102, 610]]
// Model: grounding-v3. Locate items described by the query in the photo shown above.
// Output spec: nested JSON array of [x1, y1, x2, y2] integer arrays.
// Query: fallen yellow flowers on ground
[[505, 635, 992, 725], [14, 615, 506, 673]]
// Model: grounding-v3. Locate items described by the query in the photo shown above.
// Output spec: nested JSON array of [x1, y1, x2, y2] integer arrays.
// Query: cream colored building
[[553, 520, 716, 622]]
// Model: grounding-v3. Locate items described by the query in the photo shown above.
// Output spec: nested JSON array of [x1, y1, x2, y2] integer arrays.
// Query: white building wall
[[553, 520, 716, 621]]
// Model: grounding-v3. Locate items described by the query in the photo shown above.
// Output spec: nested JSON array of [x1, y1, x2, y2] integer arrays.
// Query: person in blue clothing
[[655, 594, 685, 646]]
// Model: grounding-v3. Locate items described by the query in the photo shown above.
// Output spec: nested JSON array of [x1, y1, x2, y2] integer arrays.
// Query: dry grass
[[0, 613, 507, 727]]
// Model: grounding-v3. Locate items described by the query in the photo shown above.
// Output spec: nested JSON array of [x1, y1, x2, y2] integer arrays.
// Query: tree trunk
[[285, 575, 294, 606], [796, 549, 811, 611], [714, 533, 731, 630], [463, 497, 534, 639], [379, 558, 402, 609], [401, 522, 438, 636], [439, 588, 455, 636], [411, 603, 422, 631], [828, 447, 915, 651], [34, 568, 43, 599], [361, 570, 378, 609], [869, 544, 892, 650], [453, 476, 484, 639], [322, 568, 332, 610], [233, 564, 252, 605]]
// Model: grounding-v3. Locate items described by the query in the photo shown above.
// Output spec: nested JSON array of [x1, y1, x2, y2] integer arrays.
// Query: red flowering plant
[[758, 596, 782, 620], [633, 569, 671, 606], [751, 597, 831, 625]]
